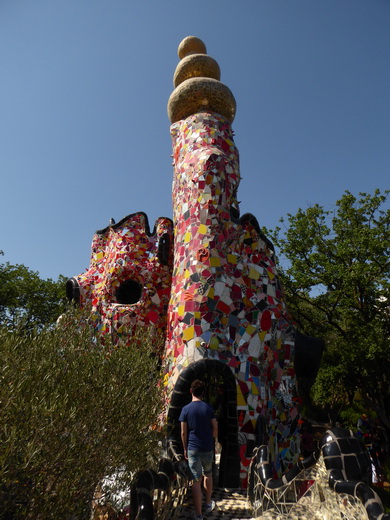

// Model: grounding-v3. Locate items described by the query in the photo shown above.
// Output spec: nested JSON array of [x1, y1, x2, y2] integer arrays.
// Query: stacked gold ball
[[168, 36, 236, 124]]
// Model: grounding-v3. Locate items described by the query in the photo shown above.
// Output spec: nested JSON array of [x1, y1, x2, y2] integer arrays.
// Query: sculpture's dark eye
[[66, 278, 80, 305], [158, 233, 171, 265], [115, 280, 143, 304]]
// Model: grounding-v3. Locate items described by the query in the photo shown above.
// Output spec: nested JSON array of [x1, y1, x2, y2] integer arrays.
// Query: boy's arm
[[211, 417, 218, 440], [181, 421, 188, 459]]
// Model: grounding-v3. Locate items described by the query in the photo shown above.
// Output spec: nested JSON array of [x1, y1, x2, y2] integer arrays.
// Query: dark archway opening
[[167, 358, 240, 488]]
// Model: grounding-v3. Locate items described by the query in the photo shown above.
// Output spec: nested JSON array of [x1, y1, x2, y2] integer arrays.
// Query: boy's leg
[[192, 480, 203, 516], [188, 450, 203, 517], [200, 450, 214, 507], [203, 473, 213, 505]]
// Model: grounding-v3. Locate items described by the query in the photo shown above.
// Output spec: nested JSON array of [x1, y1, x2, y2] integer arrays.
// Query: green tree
[[0, 256, 68, 330], [0, 311, 165, 519], [267, 190, 390, 431]]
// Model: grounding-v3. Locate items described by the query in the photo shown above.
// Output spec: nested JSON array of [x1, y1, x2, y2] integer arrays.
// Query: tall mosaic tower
[[164, 37, 300, 486]]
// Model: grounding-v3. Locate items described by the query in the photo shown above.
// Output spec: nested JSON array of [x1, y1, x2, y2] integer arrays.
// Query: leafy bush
[[0, 311, 165, 519]]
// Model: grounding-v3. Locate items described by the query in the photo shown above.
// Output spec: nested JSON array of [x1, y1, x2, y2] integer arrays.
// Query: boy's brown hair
[[191, 379, 205, 398]]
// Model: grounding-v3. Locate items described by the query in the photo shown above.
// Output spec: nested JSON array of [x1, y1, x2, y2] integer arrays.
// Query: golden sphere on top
[[178, 36, 207, 59], [173, 54, 220, 88]]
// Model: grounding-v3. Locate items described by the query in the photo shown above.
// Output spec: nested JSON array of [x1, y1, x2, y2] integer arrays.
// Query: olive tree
[[0, 310, 165, 519]]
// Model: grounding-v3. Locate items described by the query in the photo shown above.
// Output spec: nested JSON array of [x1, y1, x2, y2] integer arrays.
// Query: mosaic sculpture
[[68, 36, 319, 489], [68, 35, 389, 520]]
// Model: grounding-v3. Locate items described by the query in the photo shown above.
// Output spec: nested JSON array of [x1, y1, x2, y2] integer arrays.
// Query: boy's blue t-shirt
[[179, 400, 215, 452]]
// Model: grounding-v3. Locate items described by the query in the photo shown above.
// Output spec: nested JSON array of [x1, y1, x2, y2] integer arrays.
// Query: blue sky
[[1, 0, 389, 281]]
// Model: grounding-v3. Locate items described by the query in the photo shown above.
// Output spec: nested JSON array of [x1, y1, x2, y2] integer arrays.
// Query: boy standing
[[179, 380, 218, 519]]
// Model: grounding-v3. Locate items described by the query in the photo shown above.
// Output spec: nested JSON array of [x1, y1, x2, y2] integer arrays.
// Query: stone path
[[177, 487, 254, 520]]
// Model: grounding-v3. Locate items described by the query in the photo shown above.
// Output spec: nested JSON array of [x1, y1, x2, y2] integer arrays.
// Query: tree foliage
[[0, 254, 68, 330], [267, 190, 390, 430], [0, 310, 165, 519]]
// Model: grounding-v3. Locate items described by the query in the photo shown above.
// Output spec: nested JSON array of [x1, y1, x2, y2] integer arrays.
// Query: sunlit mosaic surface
[[73, 213, 173, 343], [164, 111, 300, 485]]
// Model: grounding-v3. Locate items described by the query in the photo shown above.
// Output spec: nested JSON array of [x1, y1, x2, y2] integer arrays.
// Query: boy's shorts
[[188, 449, 214, 481]]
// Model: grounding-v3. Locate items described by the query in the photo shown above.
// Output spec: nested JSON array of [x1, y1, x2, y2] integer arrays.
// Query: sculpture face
[[67, 213, 173, 344]]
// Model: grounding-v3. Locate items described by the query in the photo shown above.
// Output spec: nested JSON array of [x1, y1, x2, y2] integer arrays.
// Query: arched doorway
[[167, 359, 240, 488]]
